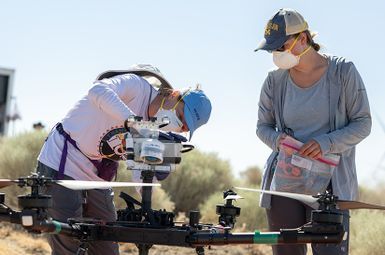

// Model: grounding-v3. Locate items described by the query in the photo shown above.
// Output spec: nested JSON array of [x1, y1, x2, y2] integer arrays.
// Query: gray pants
[[37, 162, 119, 255], [266, 195, 349, 255]]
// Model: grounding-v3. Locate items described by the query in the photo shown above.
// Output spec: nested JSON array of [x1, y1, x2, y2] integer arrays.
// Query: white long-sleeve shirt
[[38, 74, 157, 181]]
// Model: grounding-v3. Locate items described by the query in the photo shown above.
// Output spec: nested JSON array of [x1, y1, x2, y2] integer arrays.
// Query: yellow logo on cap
[[264, 21, 279, 36]]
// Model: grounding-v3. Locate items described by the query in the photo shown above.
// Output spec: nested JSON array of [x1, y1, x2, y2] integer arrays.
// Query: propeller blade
[[337, 200, 385, 210], [57, 180, 161, 190], [234, 187, 319, 205], [224, 194, 243, 200], [0, 179, 16, 189]]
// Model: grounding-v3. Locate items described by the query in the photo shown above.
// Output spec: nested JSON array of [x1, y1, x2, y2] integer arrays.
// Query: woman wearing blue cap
[[255, 8, 371, 255], [35, 64, 212, 255]]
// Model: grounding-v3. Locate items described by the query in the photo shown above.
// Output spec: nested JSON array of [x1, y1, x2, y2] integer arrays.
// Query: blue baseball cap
[[255, 8, 308, 52], [183, 90, 212, 139]]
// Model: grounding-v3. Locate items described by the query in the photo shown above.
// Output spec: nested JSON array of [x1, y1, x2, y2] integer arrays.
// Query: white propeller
[[234, 187, 319, 208], [57, 180, 160, 190], [0, 179, 16, 188], [234, 187, 385, 211], [224, 194, 243, 201]]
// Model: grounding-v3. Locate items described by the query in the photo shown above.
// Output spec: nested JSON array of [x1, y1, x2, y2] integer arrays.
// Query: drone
[[0, 118, 385, 255]]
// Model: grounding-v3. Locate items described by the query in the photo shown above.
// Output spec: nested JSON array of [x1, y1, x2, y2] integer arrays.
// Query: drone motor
[[16, 175, 53, 210], [216, 190, 241, 229]]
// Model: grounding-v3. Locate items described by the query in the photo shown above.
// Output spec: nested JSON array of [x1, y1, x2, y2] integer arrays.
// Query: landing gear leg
[[137, 244, 152, 255], [196, 246, 205, 255], [76, 242, 89, 255]]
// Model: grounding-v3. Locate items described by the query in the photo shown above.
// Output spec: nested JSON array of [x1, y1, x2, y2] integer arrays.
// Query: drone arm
[[0, 204, 21, 224], [188, 229, 344, 246], [33, 220, 84, 237], [14, 215, 87, 240], [78, 224, 192, 247], [0, 204, 84, 239], [68, 218, 345, 246]]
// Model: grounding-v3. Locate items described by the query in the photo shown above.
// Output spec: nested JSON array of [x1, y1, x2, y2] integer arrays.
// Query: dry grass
[[120, 243, 271, 255], [0, 223, 50, 255], [350, 211, 385, 255]]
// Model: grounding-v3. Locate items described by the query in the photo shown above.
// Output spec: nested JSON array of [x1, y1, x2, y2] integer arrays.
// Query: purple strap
[[56, 123, 82, 179], [55, 123, 118, 181], [57, 138, 68, 179]]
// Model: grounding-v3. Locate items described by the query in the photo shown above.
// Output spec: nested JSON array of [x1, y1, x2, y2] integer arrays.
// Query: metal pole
[[140, 170, 154, 213], [138, 170, 155, 254]]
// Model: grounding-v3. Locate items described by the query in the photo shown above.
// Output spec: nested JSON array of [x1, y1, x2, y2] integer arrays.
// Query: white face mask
[[154, 109, 183, 132], [272, 35, 311, 70], [154, 96, 184, 132], [273, 51, 300, 69]]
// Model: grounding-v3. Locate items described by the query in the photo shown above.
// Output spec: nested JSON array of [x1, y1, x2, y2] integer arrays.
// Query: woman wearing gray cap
[[36, 64, 212, 255], [255, 8, 371, 255]]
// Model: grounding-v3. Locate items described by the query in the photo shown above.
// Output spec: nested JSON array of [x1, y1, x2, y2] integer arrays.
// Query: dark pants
[[266, 195, 349, 255], [37, 162, 119, 255]]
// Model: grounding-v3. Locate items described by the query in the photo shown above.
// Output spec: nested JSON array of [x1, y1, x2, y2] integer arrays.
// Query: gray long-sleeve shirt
[[257, 55, 372, 208]]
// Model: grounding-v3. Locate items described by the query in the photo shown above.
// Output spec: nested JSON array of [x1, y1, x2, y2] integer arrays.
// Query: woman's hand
[[298, 140, 322, 159], [276, 133, 287, 150], [278, 133, 287, 145]]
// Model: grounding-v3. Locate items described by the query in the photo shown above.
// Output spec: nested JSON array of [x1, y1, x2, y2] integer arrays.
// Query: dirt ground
[[120, 243, 271, 255], [0, 223, 272, 255]]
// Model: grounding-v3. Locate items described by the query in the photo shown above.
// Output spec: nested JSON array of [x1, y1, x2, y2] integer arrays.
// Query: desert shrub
[[347, 186, 385, 255], [358, 185, 385, 205], [161, 149, 233, 213], [240, 165, 262, 186], [0, 131, 47, 207], [0, 131, 47, 177], [350, 210, 385, 255]]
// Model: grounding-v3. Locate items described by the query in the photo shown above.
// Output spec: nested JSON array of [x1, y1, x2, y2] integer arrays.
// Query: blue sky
[[1, 1, 385, 186]]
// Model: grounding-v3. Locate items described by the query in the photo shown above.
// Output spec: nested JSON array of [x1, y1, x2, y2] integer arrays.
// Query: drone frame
[[0, 173, 349, 255]]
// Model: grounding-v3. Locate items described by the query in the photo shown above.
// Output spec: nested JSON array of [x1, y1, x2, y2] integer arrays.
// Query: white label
[[22, 215, 33, 226], [291, 154, 313, 170]]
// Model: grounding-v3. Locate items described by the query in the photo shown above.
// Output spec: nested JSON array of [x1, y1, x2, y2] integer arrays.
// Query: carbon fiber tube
[[31, 220, 83, 237], [188, 231, 344, 246]]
